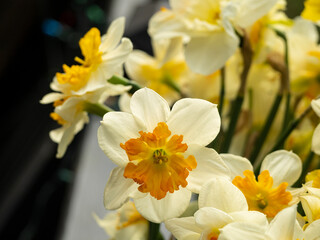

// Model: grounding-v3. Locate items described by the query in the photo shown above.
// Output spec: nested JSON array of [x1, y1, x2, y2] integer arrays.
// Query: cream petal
[[185, 32, 239, 75], [165, 217, 202, 240], [186, 145, 230, 193], [115, 222, 148, 240], [198, 178, 248, 212], [305, 186, 320, 198], [130, 88, 170, 132], [40, 92, 64, 104], [267, 206, 297, 240], [134, 188, 191, 223], [260, 150, 302, 187], [97, 111, 144, 167], [311, 99, 320, 117], [233, 0, 278, 27], [220, 154, 253, 179], [312, 124, 320, 155], [100, 17, 125, 52], [104, 167, 138, 210], [167, 98, 220, 146], [229, 211, 268, 227], [304, 219, 320, 239], [291, 17, 319, 43], [219, 222, 267, 240], [300, 195, 320, 223], [194, 207, 233, 229], [92, 212, 118, 237]]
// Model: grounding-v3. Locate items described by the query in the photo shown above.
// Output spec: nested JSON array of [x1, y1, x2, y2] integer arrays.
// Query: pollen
[[120, 122, 197, 200], [232, 170, 292, 218]]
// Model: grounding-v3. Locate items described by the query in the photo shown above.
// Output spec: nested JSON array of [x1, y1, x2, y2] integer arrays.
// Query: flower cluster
[[41, 0, 320, 239]]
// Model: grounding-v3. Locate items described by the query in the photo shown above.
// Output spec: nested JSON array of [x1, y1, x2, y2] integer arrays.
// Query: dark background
[[0, 0, 304, 239]]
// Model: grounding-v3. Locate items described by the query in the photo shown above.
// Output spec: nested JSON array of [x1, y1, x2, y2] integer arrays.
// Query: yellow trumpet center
[[56, 27, 103, 91], [120, 122, 197, 200], [232, 170, 292, 218]]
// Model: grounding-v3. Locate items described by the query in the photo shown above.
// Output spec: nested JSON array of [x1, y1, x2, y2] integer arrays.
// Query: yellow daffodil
[[301, 0, 320, 26], [148, 0, 278, 75], [165, 178, 269, 240], [221, 150, 303, 218], [93, 202, 148, 240], [98, 88, 230, 223]]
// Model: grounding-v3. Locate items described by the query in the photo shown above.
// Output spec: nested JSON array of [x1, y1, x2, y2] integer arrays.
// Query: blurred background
[[0, 0, 305, 239]]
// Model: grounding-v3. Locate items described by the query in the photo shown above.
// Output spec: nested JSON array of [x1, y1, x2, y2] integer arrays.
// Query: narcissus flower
[[148, 0, 278, 75], [93, 201, 148, 240], [98, 88, 230, 222], [165, 178, 268, 240], [222, 150, 302, 218]]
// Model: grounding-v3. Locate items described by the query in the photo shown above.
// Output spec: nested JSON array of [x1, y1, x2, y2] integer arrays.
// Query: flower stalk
[[107, 75, 142, 94], [83, 101, 113, 117]]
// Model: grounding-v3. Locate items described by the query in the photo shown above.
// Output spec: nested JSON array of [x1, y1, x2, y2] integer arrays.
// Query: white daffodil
[[165, 178, 268, 240], [125, 38, 187, 105], [221, 150, 303, 218], [148, 0, 278, 75], [93, 201, 148, 240], [49, 17, 132, 98], [98, 88, 230, 223], [311, 99, 320, 155]]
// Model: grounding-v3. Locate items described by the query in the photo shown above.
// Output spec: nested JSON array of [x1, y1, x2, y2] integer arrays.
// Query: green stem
[[249, 94, 283, 164], [161, 75, 184, 97], [218, 67, 225, 115], [293, 151, 315, 187], [148, 222, 162, 240], [83, 102, 113, 117], [107, 75, 141, 94]]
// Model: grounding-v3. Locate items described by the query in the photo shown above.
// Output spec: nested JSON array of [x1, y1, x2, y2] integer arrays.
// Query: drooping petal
[[104, 167, 138, 210], [260, 150, 302, 187], [165, 217, 202, 240], [130, 88, 170, 132], [98, 111, 144, 167], [167, 98, 220, 146], [185, 31, 239, 75], [186, 145, 230, 193], [220, 154, 253, 179], [134, 187, 191, 223], [194, 207, 233, 229], [198, 178, 248, 212]]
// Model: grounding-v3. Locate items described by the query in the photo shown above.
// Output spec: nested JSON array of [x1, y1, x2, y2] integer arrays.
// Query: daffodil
[[93, 201, 148, 240], [165, 178, 269, 240], [50, 17, 132, 98], [98, 88, 230, 223], [301, 0, 320, 26], [148, 0, 278, 75], [221, 150, 302, 218]]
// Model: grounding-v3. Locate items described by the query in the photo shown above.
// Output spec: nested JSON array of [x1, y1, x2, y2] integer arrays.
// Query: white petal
[[92, 212, 118, 237], [220, 154, 253, 179], [311, 99, 320, 117], [219, 222, 267, 240], [233, 0, 278, 27], [167, 98, 220, 146], [185, 32, 239, 75], [304, 219, 320, 239], [165, 217, 202, 240], [198, 178, 248, 212], [134, 188, 191, 223], [229, 211, 268, 227], [98, 111, 144, 166], [260, 150, 302, 187], [291, 17, 319, 43], [300, 195, 320, 223], [100, 17, 125, 52], [104, 167, 137, 210], [40, 92, 64, 104], [312, 124, 320, 155], [194, 207, 233, 229], [130, 88, 170, 131], [267, 206, 297, 240], [115, 222, 148, 240], [186, 145, 230, 193], [305, 186, 320, 198]]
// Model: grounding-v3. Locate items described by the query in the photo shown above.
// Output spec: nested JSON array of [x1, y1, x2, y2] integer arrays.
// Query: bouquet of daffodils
[[41, 0, 320, 239]]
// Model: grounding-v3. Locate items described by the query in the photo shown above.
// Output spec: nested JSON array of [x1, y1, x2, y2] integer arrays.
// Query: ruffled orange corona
[[120, 122, 197, 200], [232, 170, 292, 217]]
